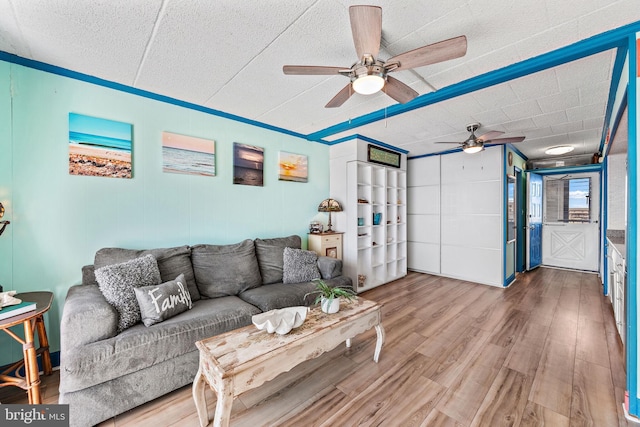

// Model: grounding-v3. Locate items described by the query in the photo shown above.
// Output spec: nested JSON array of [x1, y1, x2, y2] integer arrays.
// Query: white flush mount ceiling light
[[545, 145, 574, 155]]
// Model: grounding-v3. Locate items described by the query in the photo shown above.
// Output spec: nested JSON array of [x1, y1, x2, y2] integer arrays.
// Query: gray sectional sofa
[[58, 235, 351, 427]]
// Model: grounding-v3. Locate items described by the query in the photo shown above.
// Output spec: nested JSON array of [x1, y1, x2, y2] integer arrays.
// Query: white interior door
[[542, 172, 600, 271]]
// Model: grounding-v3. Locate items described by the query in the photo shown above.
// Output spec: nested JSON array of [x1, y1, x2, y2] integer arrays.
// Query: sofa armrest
[[317, 256, 343, 279], [60, 284, 118, 351]]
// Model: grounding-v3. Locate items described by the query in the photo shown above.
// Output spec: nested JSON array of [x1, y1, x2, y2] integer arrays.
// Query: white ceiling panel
[[0, 0, 637, 161], [10, 0, 164, 85]]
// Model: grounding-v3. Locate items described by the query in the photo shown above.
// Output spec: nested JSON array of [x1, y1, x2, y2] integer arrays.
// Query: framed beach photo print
[[233, 142, 264, 186], [68, 113, 133, 178], [162, 131, 216, 176], [278, 151, 308, 182]]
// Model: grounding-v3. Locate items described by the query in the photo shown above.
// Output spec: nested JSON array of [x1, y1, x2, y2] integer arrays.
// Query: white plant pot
[[320, 297, 340, 314]]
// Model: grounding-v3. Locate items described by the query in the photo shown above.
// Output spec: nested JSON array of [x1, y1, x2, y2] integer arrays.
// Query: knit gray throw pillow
[[282, 247, 321, 284], [95, 254, 162, 332]]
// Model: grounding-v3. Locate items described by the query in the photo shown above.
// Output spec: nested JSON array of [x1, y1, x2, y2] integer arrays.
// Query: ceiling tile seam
[[203, 0, 323, 106], [307, 19, 639, 141], [6, 0, 32, 58], [132, 0, 169, 87], [0, 50, 317, 144], [254, 75, 343, 120], [379, 36, 437, 92]]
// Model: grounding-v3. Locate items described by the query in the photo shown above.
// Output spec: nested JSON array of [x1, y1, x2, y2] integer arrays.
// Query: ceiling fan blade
[[325, 84, 354, 108], [387, 35, 467, 72], [434, 141, 463, 144], [477, 130, 504, 141], [384, 76, 419, 104], [486, 136, 526, 144], [349, 5, 382, 59], [283, 65, 346, 75]]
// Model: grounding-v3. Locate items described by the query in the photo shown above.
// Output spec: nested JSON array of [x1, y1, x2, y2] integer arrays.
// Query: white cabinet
[[607, 239, 626, 345], [345, 161, 407, 292]]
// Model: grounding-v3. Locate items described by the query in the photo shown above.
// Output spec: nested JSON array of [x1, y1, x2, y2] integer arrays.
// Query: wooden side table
[[308, 232, 343, 260], [0, 291, 53, 404]]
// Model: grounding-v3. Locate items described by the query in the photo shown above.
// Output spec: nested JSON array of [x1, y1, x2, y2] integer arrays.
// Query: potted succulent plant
[[306, 280, 356, 314]]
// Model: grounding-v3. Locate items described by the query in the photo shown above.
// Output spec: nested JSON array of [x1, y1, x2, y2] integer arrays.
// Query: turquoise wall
[[0, 62, 330, 366]]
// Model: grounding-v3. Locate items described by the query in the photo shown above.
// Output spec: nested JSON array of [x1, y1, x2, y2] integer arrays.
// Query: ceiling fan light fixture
[[463, 144, 483, 154], [352, 74, 385, 95], [545, 145, 574, 155]]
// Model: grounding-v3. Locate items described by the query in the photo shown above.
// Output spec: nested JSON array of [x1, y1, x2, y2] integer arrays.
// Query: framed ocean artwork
[[278, 151, 308, 183], [233, 142, 264, 186], [162, 131, 216, 176], [68, 113, 133, 178]]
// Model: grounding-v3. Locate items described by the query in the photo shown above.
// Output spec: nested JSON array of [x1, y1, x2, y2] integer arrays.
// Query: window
[[545, 177, 591, 223]]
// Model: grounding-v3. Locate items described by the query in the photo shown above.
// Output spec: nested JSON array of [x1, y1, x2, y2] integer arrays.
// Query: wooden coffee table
[[192, 297, 384, 427]]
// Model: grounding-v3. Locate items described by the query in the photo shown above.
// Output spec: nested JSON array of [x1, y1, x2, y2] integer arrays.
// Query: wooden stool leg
[[35, 315, 52, 375], [23, 319, 42, 404]]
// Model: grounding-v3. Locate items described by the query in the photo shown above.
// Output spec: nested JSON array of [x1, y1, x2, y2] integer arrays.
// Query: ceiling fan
[[283, 5, 467, 108], [436, 123, 526, 154]]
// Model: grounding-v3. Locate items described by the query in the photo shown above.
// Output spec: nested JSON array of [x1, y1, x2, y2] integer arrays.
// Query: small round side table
[[0, 291, 53, 404]]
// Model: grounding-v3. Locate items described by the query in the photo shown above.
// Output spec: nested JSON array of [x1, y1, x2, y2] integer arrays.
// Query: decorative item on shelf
[[251, 306, 308, 335], [309, 221, 323, 234], [0, 202, 10, 237], [357, 275, 367, 288], [357, 198, 369, 204], [373, 212, 382, 225], [305, 279, 356, 314], [357, 217, 364, 226], [318, 198, 343, 232]]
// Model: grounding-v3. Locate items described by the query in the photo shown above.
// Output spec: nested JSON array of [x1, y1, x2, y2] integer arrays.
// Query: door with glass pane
[[527, 172, 543, 270], [542, 172, 600, 271]]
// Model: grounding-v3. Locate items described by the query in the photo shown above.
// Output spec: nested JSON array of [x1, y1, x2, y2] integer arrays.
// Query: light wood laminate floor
[[2, 268, 632, 426]]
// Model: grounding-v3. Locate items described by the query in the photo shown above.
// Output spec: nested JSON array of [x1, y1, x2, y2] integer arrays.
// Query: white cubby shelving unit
[[345, 161, 407, 292]]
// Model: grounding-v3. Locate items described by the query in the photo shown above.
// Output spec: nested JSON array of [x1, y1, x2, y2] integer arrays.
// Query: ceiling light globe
[[463, 144, 483, 154], [352, 75, 385, 95], [545, 145, 574, 155]]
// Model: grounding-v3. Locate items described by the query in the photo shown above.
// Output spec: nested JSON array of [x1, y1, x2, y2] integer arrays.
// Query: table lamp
[[317, 198, 342, 232]]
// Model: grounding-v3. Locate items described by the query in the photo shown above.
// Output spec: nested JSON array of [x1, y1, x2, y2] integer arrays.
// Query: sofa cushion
[[59, 296, 261, 394], [134, 274, 192, 327], [191, 240, 262, 298], [95, 254, 162, 332], [94, 245, 200, 302], [282, 247, 320, 284], [254, 235, 301, 285], [239, 276, 353, 312]]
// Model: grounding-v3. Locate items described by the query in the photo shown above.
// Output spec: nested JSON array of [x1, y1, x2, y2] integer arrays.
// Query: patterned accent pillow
[[95, 254, 162, 332], [282, 247, 321, 284], [134, 274, 192, 327]]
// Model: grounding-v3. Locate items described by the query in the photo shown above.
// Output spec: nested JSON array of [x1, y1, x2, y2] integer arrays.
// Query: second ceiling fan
[[436, 123, 526, 154], [283, 5, 467, 108]]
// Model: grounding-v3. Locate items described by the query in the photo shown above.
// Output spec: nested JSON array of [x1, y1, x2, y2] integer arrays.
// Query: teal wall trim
[[0, 51, 316, 143], [626, 32, 639, 417], [308, 20, 640, 142], [507, 144, 528, 162], [600, 47, 630, 154]]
